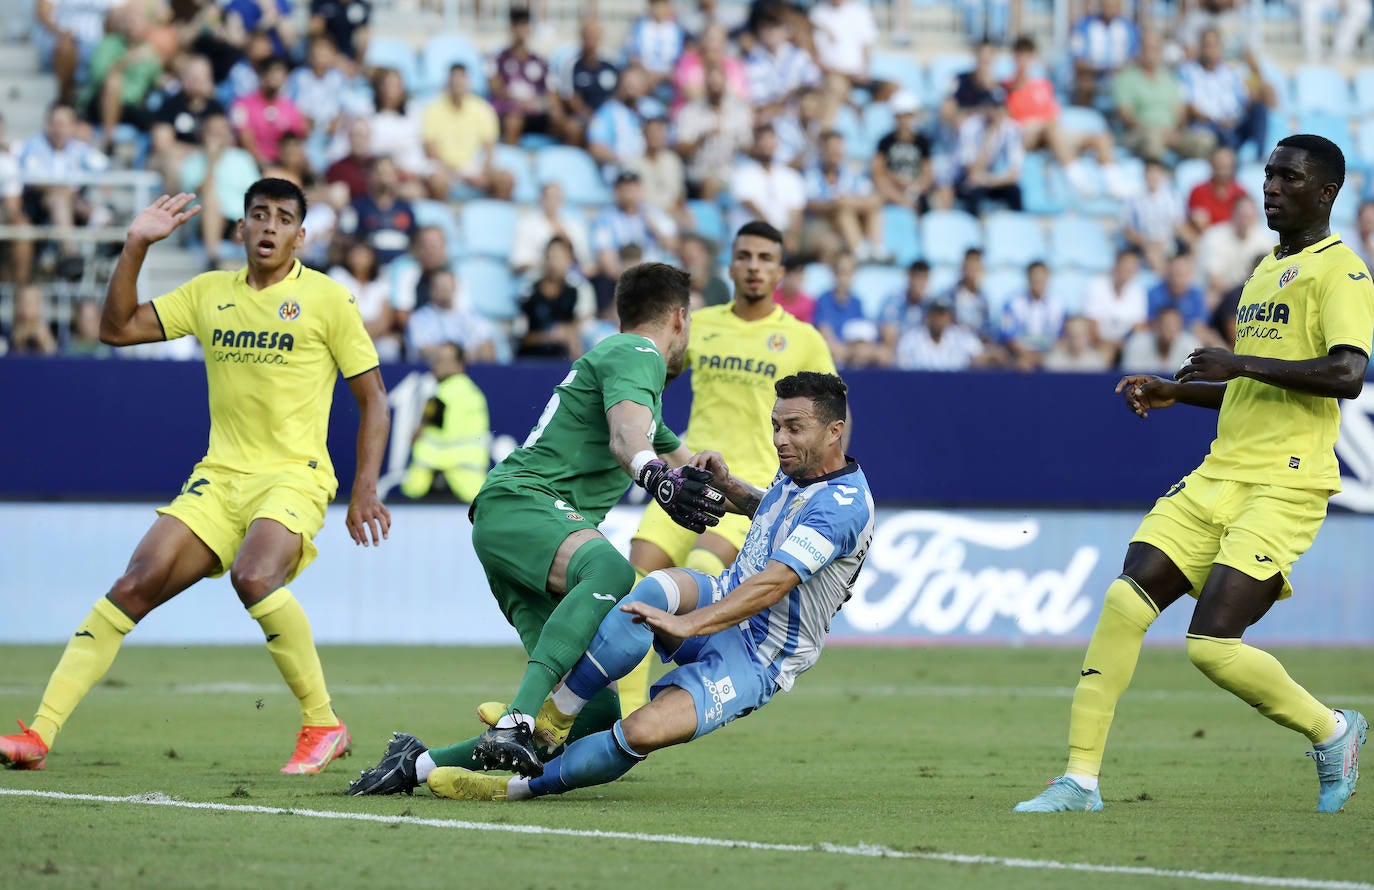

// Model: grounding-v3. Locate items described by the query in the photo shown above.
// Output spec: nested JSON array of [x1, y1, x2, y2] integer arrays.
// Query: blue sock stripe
[[612, 720, 647, 761], [565, 575, 668, 701], [527, 726, 640, 798]]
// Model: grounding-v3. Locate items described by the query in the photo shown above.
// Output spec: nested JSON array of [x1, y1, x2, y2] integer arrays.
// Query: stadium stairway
[[0, 41, 54, 144]]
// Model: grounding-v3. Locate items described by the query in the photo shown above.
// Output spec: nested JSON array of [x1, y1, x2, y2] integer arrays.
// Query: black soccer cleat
[[345, 731, 427, 796], [472, 721, 544, 778]]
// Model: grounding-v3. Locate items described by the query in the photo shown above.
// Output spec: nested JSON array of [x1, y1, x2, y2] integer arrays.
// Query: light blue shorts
[[650, 569, 776, 740]]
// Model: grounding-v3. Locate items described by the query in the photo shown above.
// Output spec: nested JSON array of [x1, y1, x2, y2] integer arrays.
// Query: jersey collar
[[234, 259, 304, 289], [726, 302, 787, 324], [1274, 233, 1342, 260], [789, 457, 860, 487]]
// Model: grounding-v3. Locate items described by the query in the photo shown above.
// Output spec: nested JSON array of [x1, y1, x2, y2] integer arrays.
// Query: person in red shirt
[[1186, 144, 1246, 238], [773, 256, 817, 323]]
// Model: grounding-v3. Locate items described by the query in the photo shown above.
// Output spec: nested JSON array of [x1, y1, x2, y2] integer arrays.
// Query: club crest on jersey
[[767, 333, 787, 352], [1278, 266, 1300, 288], [784, 494, 806, 520], [278, 299, 302, 321]]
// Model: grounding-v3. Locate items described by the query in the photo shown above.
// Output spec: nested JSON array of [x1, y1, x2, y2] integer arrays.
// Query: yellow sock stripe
[[245, 586, 292, 620], [94, 596, 137, 634], [1117, 575, 1161, 617]]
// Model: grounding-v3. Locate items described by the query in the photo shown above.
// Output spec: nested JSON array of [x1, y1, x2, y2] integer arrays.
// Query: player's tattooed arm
[[689, 451, 764, 517]]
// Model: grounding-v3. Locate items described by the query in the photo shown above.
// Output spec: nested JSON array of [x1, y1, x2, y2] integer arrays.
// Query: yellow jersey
[[152, 260, 380, 493], [1199, 234, 1374, 492], [683, 303, 836, 487]]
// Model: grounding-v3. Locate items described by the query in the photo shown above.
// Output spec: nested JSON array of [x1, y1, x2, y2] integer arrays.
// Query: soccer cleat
[[0, 720, 49, 771], [1308, 709, 1367, 813], [472, 714, 544, 777], [1013, 777, 1104, 813], [477, 699, 574, 755], [427, 766, 510, 801], [280, 721, 352, 775], [345, 732, 427, 796]]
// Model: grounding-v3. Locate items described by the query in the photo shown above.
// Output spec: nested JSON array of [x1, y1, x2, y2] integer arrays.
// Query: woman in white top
[[367, 68, 439, 198], [329, 240, 402, 362]]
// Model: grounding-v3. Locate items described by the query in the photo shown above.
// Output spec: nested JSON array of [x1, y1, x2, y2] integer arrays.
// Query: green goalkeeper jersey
[[482, 333, 682, 524]]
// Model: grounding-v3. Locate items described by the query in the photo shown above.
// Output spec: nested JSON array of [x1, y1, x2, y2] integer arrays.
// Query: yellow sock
[[1066, 576, 1160, 778], [617, 568, 653, 719], [32, 597, 136, 748], [1186, 634, 1337, 744], [685, 547, 728, 579], [247, 587, 335, 726]]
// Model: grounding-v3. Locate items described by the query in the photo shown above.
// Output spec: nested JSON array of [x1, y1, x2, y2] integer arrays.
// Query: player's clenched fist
[[636, 459, 728, 533]]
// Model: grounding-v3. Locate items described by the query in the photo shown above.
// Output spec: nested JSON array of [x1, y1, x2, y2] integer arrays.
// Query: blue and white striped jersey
[[721, 460, 874, 692]]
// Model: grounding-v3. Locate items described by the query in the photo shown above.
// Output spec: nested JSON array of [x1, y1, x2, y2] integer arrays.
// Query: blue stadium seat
[[1020, 152, 1067, 215], [982, 211, 1047, 268], [687, 199, 725, 244], [1050, 215, 1113, 274], [881, 205, 921, 266], [862, 103, 895, 156], [534, 146, 611, 206], [410, 199, 464, 260], [1294, 65, 1354, 116], [492, 144, 538, 204], [421, 33, 488, 97], [1356, 69, 1374, 117], [851, 264, 906, 318], [919, 209, 981, 266], [982, 266, 1025, 318], [1237, 160, 1265, 195], [1052, 268, 1092, 316], [925, 53, 974, 105], [802, 262, 835, 298], [1059, 106, 1109, 135], [1358, 118, 1374, 170], [1296, 111, 1356, 168], [834, 106, 867, 159], [868, 51, 925, 99], [927, 263, 959, 296], [456, 256, 518, 320], [1260, 61, 1295, 114], [1173, 157, 1212, 201], [459, 199, 518, 259], [365, 37, 423, 93]]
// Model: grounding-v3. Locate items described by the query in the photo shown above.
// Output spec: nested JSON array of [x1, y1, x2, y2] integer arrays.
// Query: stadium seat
[[455, 256, 518, 320], [881, 205, 921, 266], [851, 264, 906, 318], [1020, 152, 1067, 215], [365, 37, 423, 93], [1051, 268, 1092, 316], [410, 199, 464, 261], [534, 146, 611, 206], [1356, 69, 1374, 117], [1294, 65, 1354, 117], [1260, 61, 1295, 114], [925, 53, 974, 105], [459, 199, 519, 259], [421, 33, 488, 97], [687, 199, 725, 244], [868, 51, 925, 99], [862, 103, 895, 156], [1237, 161, 1265, 195], [492, 144, 538, 205], [1049, 215, 1113, 274], [1059, 106, 1109, 135], [1296, 111, 1356, 168], [927, 263, 959, 295], [919, 209, 982, 266], [982, 266, 1025, 318], [982, 211, 1048, 268], [802, 262, 835, 298], [1173, 157, 1212, 201], [835, 106, 867, 160]]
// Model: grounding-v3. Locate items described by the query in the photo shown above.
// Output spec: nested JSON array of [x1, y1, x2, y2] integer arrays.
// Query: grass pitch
[[1, 644, 1371, 890]]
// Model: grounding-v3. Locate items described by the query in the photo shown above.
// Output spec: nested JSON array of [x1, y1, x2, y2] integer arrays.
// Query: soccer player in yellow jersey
[[622, 221, 836, 713], [1016, 135, 1372, 814], [0, 181, 393, 775]]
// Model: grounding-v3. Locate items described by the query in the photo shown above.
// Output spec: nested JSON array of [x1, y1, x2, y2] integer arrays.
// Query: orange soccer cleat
[[0, 720, 49, 771], [279, 721, 352, 775]]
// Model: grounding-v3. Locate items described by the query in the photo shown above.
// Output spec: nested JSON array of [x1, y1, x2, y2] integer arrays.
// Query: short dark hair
[[243, 177, 308, 220], [909, 259, 931, 274], [1027, 259, 1048, 273], [616, 261, 691, 329], [964, 247, 983, 261], [775, 372, 848, 426], [439, 341, 467, 364], [734, 220, 784, 250], [449, 62, 468, 75], [258, 55, 290, 75], [545, 234, 573, 254], [1012, 34, 1036, 53], [1276, 133, 1346, 191]]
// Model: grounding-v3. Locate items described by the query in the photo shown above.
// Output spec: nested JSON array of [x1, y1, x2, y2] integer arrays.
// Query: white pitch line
[[0, 788, 1368, 890]]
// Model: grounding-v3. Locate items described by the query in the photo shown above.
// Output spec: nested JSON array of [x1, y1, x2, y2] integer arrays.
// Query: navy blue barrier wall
[[0, 357, 1272, 506]]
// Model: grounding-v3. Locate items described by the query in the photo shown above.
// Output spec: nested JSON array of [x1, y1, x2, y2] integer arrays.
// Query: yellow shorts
[[1131, 470, 1330, 601], [632, 499, 753, 567], [157, 464, 330, 582]]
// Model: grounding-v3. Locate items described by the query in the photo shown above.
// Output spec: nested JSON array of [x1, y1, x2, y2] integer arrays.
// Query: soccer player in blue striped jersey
[[421, 371, 875, 802]]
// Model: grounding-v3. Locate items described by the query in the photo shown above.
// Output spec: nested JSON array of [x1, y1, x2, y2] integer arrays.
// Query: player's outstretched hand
[[621, 599, 692, 650], [128, 193, 201, 246], [347, 489, 392, 547], [689, 450, 730, 481], [1115, 374, 1176, 419], [637, 459, 728, 533], [1174, 347, 1243, 384]]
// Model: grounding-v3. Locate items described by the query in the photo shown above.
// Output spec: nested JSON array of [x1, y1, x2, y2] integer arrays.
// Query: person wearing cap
[[871, 90, 936, 212]]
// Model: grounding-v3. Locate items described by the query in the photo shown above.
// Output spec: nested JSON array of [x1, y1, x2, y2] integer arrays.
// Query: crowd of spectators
[[0, 0, 1369, 374]]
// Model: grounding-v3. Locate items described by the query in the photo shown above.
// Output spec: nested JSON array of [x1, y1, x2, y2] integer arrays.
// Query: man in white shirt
[[728, 123, 806, 254], [1082, 247, 1149, 357], [406, 267, 500, 362], [895, 297, 987, 371], [808, 0, 891, 123], [1195, 193, 1275, 299]]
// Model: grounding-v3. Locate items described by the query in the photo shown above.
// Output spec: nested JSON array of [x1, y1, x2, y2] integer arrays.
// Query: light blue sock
[[564, 574, 670, 700], [527, 721, 645, 798]]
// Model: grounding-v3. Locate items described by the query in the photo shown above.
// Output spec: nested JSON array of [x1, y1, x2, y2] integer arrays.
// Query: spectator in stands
[[554, 19, 620, 146], [149, 55, 224, 190], [672, 22, 749, 111], [952, 96, 1024, 215], [518, 235, 595, 360], [1355, 200, 1374, 267], [814, 251, 882, 367], [947, 247, 993, 339], [774, 87, 826, 172], [222, 0, 295, 58], [744, 10, 821, 127], [80, 4, 162, 153], [490, 6, 556, 146], [510, 181, 593, 277], [406, 266, 498, 362], [1177, 0, 1257, 58], [1082, 247, 1148, 361], [1196, 193, 1274, 299], [33, 0, 117, 106], [1068, 0, 1139, 108], [628, 0, 687, 101], [328, 239, 401, 361], [1000, 260, 1066, 371], [1043, 315, 1113, 372], [364, 67, 436, 198], [773, 255, 817, 323], [1301, 0, 1370, 62], [871, 91, 936, 213], [179, 113, 260, 270], [1121, 157, 1191, 276], [631, 116, 689, 230], [1147, 250, 1216, 346], [1112, 29, 1211, 163], [803, 130, 885, 263], [268, 133, 317, 187], [1186, 145, 1246, 238], [391, 224, 449, 326], [1120, 304, 1199, 373], [1180, 28, 1266, 159], [728, 124, 806, 255], [895, 296, 987, 371], [809, 0, 890, 124], [309, 0, 370, 62], [422, 64, 514, 201], [336, 155, 414, 267], [223, 31, 275, 105], [587, 63, 651, 177], [941, 38, 1000, 129], [679, 233, 731, 308], [878, 259, 932, 365], [677, 0, 751, 38], [675, 62, 753, 201], [326, 117, 372, 200], [289, 35, 362, 141], [0, 114, 34, 285], [61, 296, 111, 357], [399, 342, 490, 502], [231, 56, 306, 167], [1003, 34, 1127, 199], [8, 285, 58, 356], [590, 170, 679, 301], [17, 101, 110, 279]]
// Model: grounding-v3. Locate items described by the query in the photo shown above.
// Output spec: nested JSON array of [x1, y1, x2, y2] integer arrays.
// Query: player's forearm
[[680, 574, 790, 637], [1170, 381, 1228, 410], [1233, 353, 1366, 400], [99, 239, 150, 345], [352, 376, 391, 492], [717, 473, 764, 517]]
